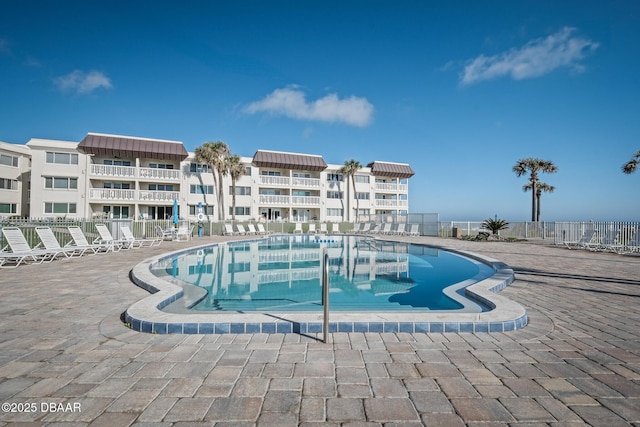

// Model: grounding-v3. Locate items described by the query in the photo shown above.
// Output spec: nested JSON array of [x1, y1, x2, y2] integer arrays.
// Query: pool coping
[[125, 236, 528, 334]]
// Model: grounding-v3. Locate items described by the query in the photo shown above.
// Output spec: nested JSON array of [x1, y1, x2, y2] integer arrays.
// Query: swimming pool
[[154, 235, 494, 313], [126, 235, 527, 334]]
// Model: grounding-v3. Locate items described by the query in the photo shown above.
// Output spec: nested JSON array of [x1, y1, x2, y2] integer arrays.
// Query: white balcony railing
[[89, 164, 180, 181], [259, 194, 291, 205], [375, 183, 408, 192], [373, 199, 408, 208], [292, 177, 320, 188], [259, 175, 290, 186], [89, 189, 180, 202], [138, 190, 181, 202], [291, 196, 320, 206]]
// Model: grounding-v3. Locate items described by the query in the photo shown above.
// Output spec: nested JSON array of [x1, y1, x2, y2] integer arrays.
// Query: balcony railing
[[89, 189, 180, 202], [259, 194, 291, 205], [291, 196, 320, 206], [375, 183, 408, 192], [89, 164, 180, 181], [259, 176, 290, 186], [292, 177, 320, 188], [373, 199, 408, 208]]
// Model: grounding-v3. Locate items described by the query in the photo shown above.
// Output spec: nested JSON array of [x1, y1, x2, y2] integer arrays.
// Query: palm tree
[[512, 158, 558, 221], [481, 218, 509, 235], [622, 150, 640, 174], [194, 141, 230, 220], [224, 154, 245, 220], [339, 159, 362, 222], [523, 181, 555, 222]]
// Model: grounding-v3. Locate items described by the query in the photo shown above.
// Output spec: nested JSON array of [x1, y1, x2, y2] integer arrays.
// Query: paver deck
[[1, 235, 639, 426]]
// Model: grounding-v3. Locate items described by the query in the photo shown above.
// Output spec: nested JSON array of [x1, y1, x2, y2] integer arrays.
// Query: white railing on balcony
[[89, 164, 180, 181], [138, 167, 181, 181], [259, 194, 291, 205], [259, 175, 290, 186], [90, 164, 136, 178], [138, 190, 181, 202], [89, 188, 136, 201], [373, 199, 408, 208], [292, 177, 320, 188], [375, 183, 408, 192], [291, 196, 321, 206]]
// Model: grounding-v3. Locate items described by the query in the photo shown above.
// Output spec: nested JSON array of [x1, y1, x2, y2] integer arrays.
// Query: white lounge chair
[[331, 223, 340, 234], [155, 225, 175, 241], [395, 223, 406, 235], [370, 224, 381, 234], [223, 223, 235, 235], [380, 223, 392, 234], [121, 226, 160, 247], [175, 225, 193, 241], [408, 224, 420, 236], [319, 223, 328, 234], [621, 229, 640, 254], [360, 223, 371, 234], [257, 223, 272, 235], [35, 226, 85, 258], [293, 223, 303, 234], [1, 227, 57, 267], [67, 226, 112, 254], [95, 224, 130, 250], [308, 223, 317, 234], [587, 228, 620, 252], [236, 224, 247, 235], [564, 229, 597, 250], [352, 223, 362, 234], [247, 224, 258, 235]]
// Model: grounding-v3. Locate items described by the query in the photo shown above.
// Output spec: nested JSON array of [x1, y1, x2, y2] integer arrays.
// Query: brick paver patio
[[1, 235, 639, 426]]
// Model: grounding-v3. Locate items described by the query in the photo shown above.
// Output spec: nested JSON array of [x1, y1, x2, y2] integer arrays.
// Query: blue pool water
[[154, 235, 495, 313]]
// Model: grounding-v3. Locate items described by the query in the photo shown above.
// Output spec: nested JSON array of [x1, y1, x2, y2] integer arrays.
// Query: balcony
[[375, 183, 408, 192], [89, 164, 181, 181], [373, 199, 408, 208], [259, 194, 291, 206], [259, 175, 290, 187], [291, 196, 320, 206], [89, 189, 180, 203], [291, 177, 320, 188]]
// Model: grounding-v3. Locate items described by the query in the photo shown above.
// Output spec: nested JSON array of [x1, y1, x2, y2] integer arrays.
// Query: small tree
[[482, 218, 509, 235]]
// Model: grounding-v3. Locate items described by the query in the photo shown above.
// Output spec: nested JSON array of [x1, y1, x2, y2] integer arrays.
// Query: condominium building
[[0, 141, 31, 217], [1, 133, 414, 222]]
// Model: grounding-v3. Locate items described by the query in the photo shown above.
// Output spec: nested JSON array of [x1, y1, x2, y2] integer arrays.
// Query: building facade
[[1, 133, 414, 222]]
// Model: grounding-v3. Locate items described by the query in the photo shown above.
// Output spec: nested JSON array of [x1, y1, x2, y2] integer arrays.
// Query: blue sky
[[1, 0, 639, 221]]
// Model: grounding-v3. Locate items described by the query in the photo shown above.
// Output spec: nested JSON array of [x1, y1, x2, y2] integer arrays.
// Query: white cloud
[[461, 27, 599, 85], [244, 86, 374, 127], [54, 70, 113, 94]]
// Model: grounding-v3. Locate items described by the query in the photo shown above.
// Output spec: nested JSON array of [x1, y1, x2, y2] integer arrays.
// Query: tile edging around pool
[[125, 238, 528, 334]]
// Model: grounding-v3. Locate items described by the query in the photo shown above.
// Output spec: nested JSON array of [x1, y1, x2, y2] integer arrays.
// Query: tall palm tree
[[339, 159, 362, 222], [194, 141, 230, 220], [224, 154, 245, 220], [622, 150, 640, 174], [513, 158, 558, 221], [523, 181, 555, 222]]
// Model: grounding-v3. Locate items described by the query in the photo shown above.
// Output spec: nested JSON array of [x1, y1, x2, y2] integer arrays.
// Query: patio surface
[[0, 235, 639, 426]]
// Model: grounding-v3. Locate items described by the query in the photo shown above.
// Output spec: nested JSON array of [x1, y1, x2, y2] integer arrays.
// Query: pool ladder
[[322, 247, 330, 344]]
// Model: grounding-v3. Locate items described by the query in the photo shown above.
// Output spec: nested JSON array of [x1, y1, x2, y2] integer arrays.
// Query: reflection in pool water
[[152, 235, 495, 313]]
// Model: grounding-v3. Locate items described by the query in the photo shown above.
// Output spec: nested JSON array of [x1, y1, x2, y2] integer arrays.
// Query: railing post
[[322, 247, 330, 344]]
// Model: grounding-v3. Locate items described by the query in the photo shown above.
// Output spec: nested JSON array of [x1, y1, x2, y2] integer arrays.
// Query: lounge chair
[[175, 225, 193, 241], [408, 224, 420, 236], [67, 226, 112, 254], [120, 226, 160, 247], [331, 223, 340, 234], [236, 224, 247, 235], [155, 225, 175, 241], [223, 223, 235, 236], [293, 223, 303, 234], [319, 223, 328, 234], [1, 227, 57, 267], [360, 223, 371, 234], [587, 228, 620, 252], [308, 223, 317, 234], [394, 223, 406, 235], [95, 224, 131, 250], [380, 223, 392, 234], [35, 226, 85, 258], [352, 223, 362, 234], [257, 223, 271, 235], [370, 224, 381, 234], [621, 229, 640, 254], [247, 224, 258, 235], [564, 229, 597, 250]]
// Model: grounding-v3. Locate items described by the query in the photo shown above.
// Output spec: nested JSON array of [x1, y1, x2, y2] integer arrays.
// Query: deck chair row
[[563, 227, 640, 254]]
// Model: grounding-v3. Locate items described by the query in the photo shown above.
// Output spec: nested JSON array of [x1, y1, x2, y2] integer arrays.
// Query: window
[[356, 192, 370, 200], [190, 184, 214, 194], [46, 152, 78, 165], [44, 177, 77, 189], [293, 172, 311, 178], [44, 202, 76, 214], [326, 173, 344, 182], [103, 159, 131, 166], [326, 208, 343, 217], [229, 206, 251, 216], [0, 154, 18, 167], [228, 262, 250, 273], [354, 175, 369, 183], [189, 264, 214, 275], [261, 170, 281, 176], [0, 203, 17, 214], [149, 163, 174, 169], [189, 205, 214, 215], [356, 209, 370, 216], [229, 186, 251, 195], [245, 166, 252, 175], [103, 182, 131, 189], [260, 189, 281, 195], [0, 178, 18, 190], [326, 191, 343, 199], [189, 163, 212, 173], [149, 184, 174, 191], [293, 191, 311, 197]]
